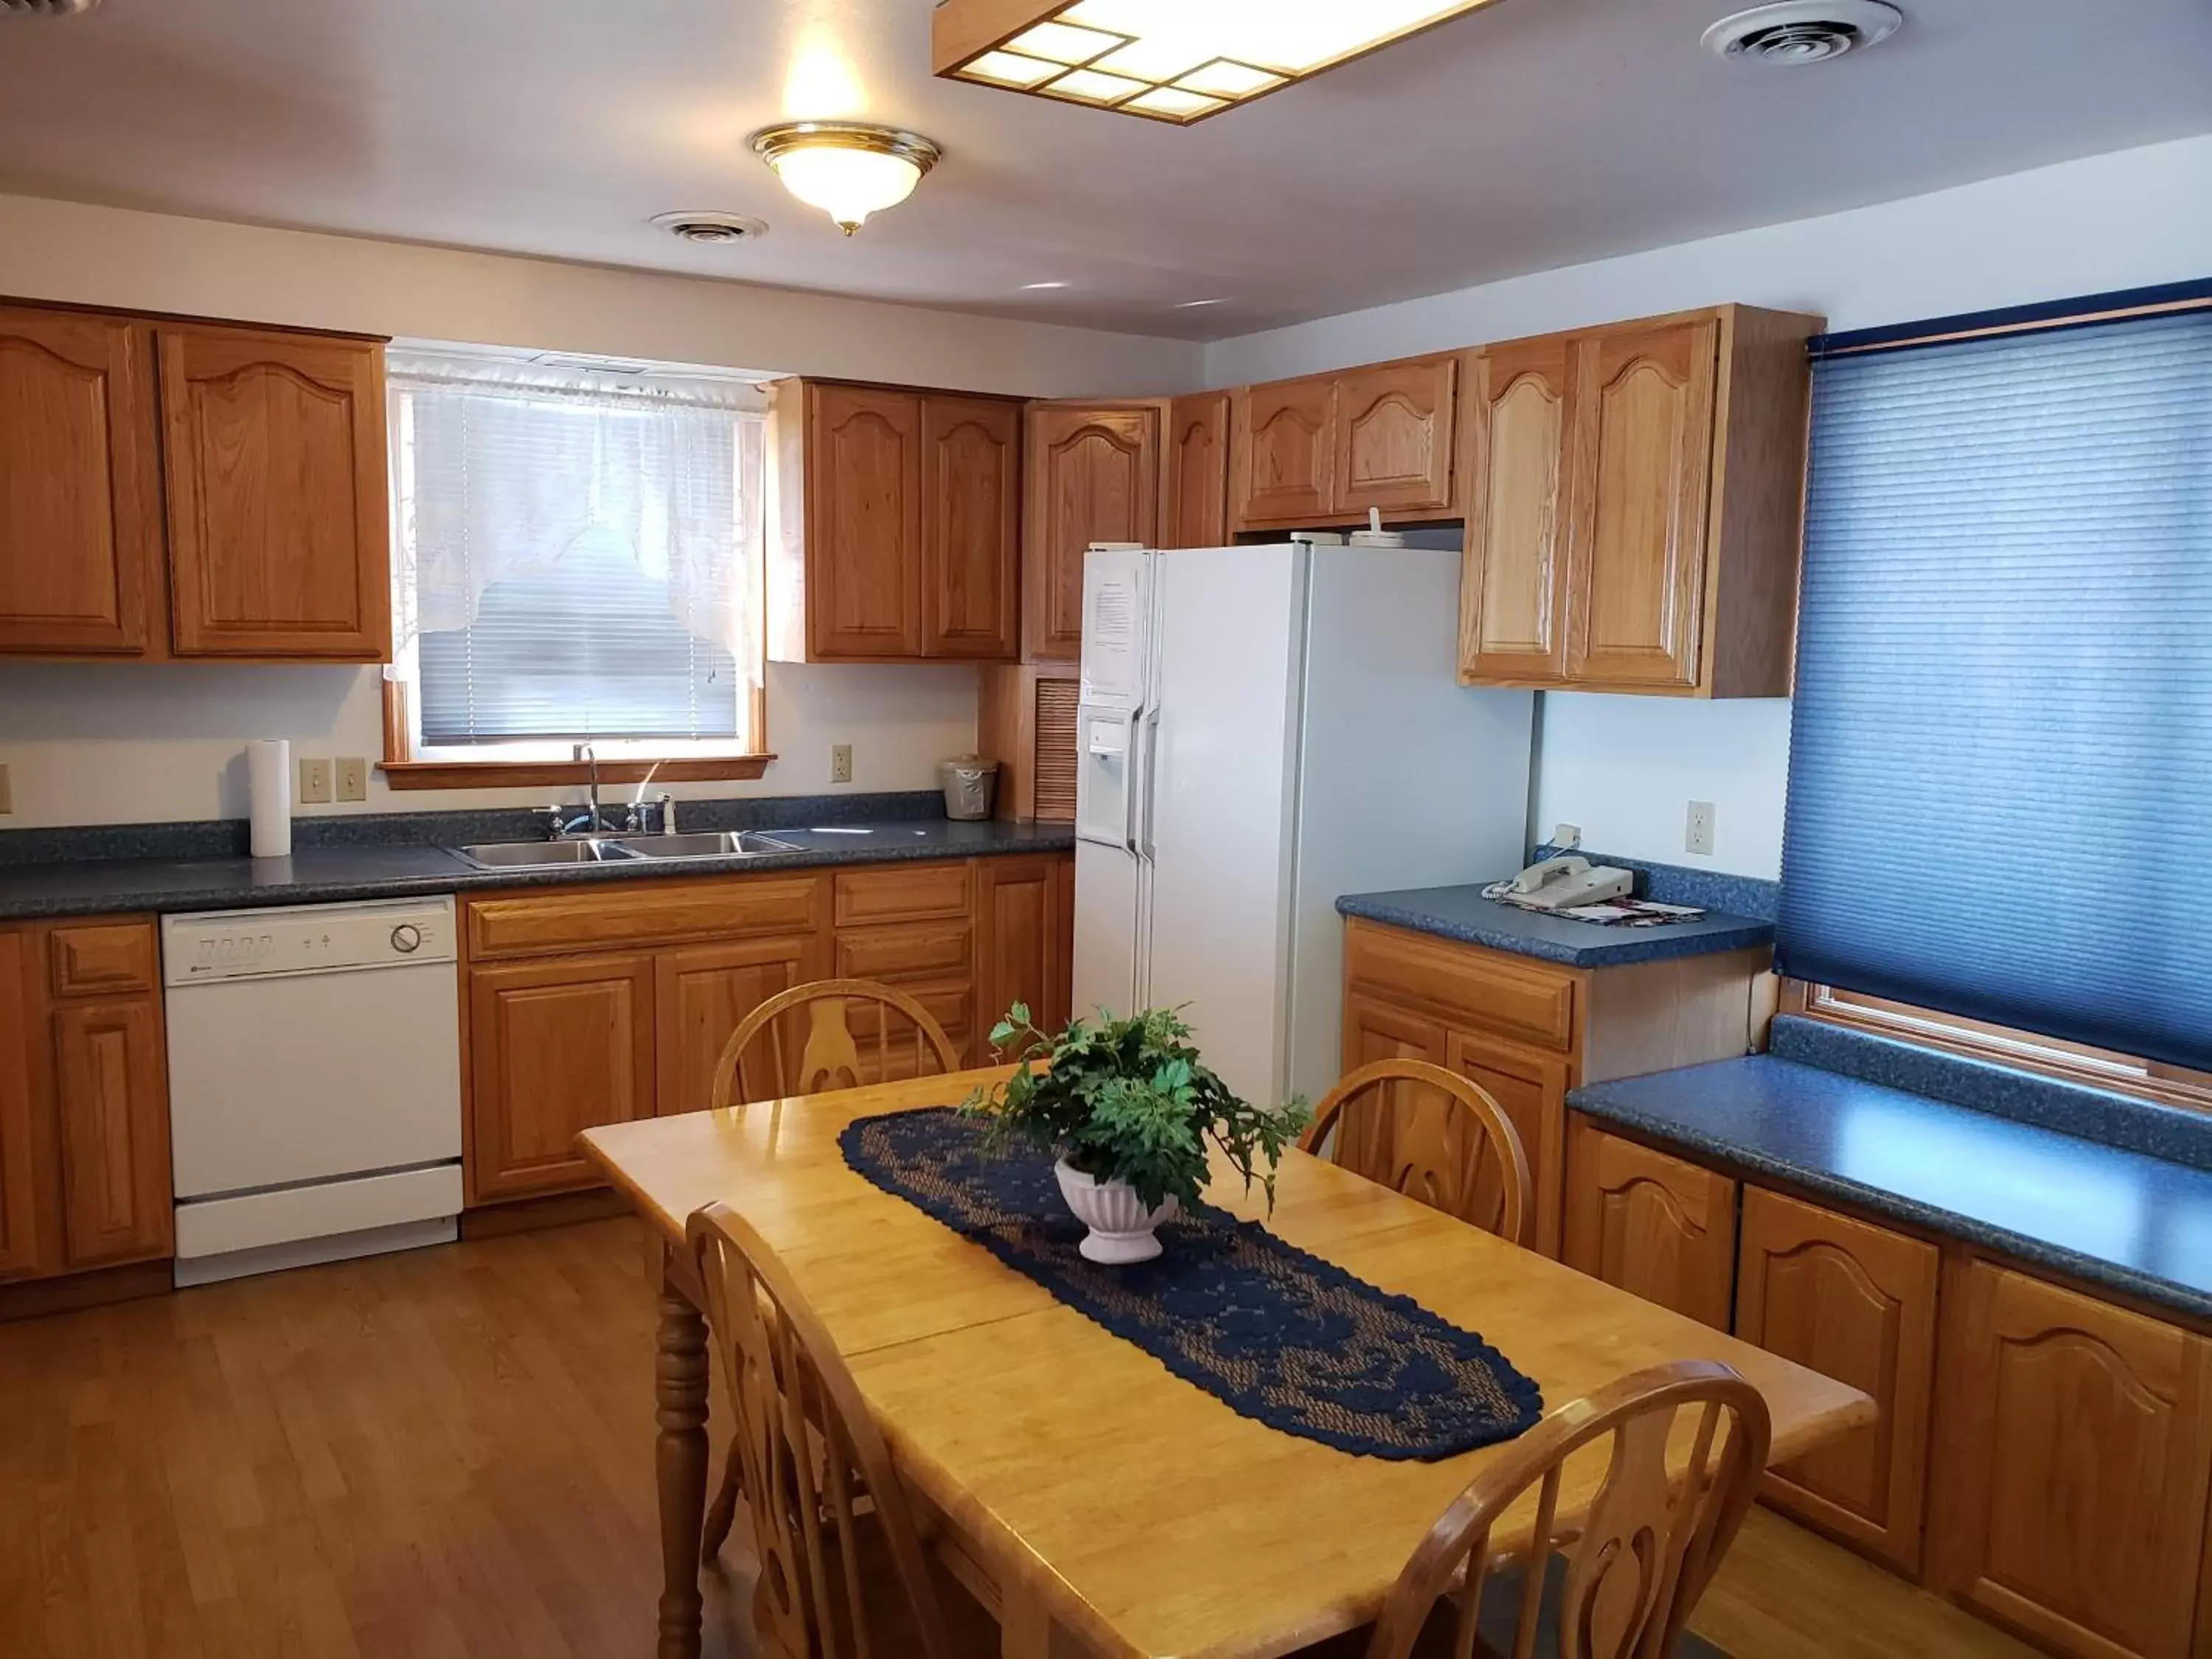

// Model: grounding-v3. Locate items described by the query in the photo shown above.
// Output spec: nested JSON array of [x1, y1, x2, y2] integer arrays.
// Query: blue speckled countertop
[[1571, 1055, 2212, 1321], [1338, 885, 1774, 968], [0, 820, 1074, 921]]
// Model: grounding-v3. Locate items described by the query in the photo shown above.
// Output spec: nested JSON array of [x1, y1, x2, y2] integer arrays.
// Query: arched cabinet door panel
[[805, 383, 925, 659], [1460, 338, 1574, 684], [1023, 403, 1159, 661], [920, 395, 1020, 660], [1231, 375, 1334, 526], [1563, 1116, 1736, 1330], [1164, 392, 1229, 549], [1335, 355, 1457, 518]]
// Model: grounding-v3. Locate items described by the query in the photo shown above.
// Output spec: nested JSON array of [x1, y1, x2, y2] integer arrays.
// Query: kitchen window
[[380, 350, 772, 787], [1777, 279, 2212, 1082]]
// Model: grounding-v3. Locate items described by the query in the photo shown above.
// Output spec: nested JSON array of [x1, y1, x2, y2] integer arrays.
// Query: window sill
[[378, 755, 776, 790]]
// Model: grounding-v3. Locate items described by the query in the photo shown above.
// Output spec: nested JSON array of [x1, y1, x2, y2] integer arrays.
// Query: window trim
[[1780, 978, 2212, 1116], [378, 680, 775, 790]]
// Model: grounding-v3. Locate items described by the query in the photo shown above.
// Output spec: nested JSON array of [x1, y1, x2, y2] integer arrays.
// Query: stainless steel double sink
[[456, 830, 804, 870]]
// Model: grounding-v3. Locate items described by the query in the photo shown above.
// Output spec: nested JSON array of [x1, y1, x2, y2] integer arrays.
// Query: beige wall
[[0, 192, 1205, 829]]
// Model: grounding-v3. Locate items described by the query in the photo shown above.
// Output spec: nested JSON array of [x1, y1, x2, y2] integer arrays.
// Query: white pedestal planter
[[1054, 1158, 1178, 1264]]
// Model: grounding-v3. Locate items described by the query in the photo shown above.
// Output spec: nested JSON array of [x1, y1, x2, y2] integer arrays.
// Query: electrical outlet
[[830, 743, 854, 785], [1686, 800, 1716, 857], [335, 757, 369, 802], [0, 763, 11, 815], [298, 757, 333, 805]]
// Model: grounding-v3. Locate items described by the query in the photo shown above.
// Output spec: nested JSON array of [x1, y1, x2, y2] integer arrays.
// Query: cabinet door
[[1232, 375, 1335, 525], [655, 935, 818, 1116], [1046, 855, 1075, 1032], [1562, 319, 1718, 689], [1164, 393, 1230, 549], [975, 855, 1059, 1053], [1930, 1260, 2212, 1659], [0, 931, 47, 1279], [806, 383, 923, 659], [920, 394, 1020, 659], [1342, 993, 1448, 1073], [1335, 357, 1456, 518], [1735, 1189, 1938, 1572], [0, 307, 160, 656], [1444, 1026, 1570, 1259], [1023, 404, 1160, 661], [1460, 338, 1573, 684], [1563, 1118, 1736, 1329], [158, 325, 390, 659], [467, 952, 655, 1202], [53, 998, 173, 1268]]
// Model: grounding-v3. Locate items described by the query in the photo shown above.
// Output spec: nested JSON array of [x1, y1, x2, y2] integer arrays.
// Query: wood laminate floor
[[0, 1218, 2036, 1659]]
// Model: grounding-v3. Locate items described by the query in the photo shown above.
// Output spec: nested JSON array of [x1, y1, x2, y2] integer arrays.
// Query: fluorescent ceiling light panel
[[962, 49, 1063, 86], [935, 0, 1512, 122]]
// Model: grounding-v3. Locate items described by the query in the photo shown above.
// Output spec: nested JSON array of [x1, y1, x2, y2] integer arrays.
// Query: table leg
[[655, 1287, 711, 1659]]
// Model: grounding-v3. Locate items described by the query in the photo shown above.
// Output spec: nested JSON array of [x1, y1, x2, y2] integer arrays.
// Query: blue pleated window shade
[[1778, 308, 2212, 1074]]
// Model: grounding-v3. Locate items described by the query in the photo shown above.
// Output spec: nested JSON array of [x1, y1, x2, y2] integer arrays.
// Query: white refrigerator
[[1072, 542, 1535, 1110]]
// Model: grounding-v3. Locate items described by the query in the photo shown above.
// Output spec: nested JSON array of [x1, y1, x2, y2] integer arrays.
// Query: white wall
[[0, 193, 1204, 829], [1209, 134, 2212, 878]]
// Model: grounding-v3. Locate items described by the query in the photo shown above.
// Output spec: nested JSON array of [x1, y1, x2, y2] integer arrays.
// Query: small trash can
[[940, 755, 999, 821]]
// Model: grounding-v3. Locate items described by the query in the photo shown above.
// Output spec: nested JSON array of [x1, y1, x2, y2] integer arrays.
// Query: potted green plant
[[964, 1004, 1310, 1265]]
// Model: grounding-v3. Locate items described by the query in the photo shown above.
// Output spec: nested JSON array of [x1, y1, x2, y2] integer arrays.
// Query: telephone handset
[[1506, 855, 1635, 911]]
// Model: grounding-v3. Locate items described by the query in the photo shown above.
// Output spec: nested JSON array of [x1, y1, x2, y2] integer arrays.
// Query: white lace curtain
[[386, 353, 767, 686]]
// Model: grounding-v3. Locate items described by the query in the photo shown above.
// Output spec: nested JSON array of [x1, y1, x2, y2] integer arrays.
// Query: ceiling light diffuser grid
[[936, 0, 1509, 124]]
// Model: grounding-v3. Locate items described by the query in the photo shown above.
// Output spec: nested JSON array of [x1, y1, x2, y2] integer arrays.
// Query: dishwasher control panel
[[163, 897, 458, 985]]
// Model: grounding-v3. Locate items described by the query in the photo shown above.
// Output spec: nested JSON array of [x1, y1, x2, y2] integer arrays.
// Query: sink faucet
[[574, 742, 602, 834]]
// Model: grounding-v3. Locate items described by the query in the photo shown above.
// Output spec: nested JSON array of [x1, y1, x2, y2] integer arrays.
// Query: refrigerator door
[[1142, 544, 1308, 1107], [1072, 546, 1156, 1021]]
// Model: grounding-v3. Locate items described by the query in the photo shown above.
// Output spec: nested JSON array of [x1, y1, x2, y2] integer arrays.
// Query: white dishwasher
[[163, 897, 464, 1286]]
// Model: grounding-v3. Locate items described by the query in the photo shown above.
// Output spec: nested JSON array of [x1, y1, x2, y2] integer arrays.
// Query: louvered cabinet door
[[1562, 318, 1718, 689], [1031, 675, 1079, 822], [0, 306, 161, 656], [1460, 337, 1574, 684], [1562, 1116, 1736, 1329], [920, 394, 1020, 659], [159, 324, 391, 660], [1334, 356, 1456, 518]]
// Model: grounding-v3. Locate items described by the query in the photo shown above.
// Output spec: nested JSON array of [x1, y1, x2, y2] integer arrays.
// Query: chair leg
[[700, 1441, 742, 1564]]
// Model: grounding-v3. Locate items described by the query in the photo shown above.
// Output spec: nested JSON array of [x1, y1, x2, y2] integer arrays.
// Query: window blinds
[[1778, 303, 2212, 1074], [389, 367, 764, 745]]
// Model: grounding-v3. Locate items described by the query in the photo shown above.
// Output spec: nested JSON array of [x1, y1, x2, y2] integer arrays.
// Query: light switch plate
[[1686, 800, 1716, 857], [335, 757, 368, 802], [299, 757, 333, 805], [830, 743, 854, 785]]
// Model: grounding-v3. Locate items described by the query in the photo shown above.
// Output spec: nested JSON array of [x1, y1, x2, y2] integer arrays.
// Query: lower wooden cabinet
[[1444, 1027, 1570, 1258], [976, 855, 1069, 1043], [1733, 1187, 1938, 1572], [1930, 1260, 2212, 1659], [467, 951, 656, 1203], [0, 931, 47, 1279], [1562, 1119, 1736, 1329], [654, 934, 820, 1116], [52, 998, 172, 1268]]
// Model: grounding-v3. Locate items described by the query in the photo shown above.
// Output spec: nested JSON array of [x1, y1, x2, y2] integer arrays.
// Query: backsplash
[[0, 791, 947, 867], [1528, 843, 1780, 921]]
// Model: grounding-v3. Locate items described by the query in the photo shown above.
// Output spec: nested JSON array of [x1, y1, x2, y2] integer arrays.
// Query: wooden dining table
[[580, 1065, 1873, 1659]]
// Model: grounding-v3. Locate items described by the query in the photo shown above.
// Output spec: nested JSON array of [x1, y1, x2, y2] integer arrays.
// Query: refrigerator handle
[[1121, 703, 1147, 858], [1137, 706, 1161, 864]]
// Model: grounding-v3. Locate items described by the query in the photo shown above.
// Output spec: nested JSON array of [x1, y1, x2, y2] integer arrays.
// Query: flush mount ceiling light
[[650, 210, 770, 246], [933, 0, 1513, 125], [1, 0, 103, 14], [750, 121, 942, 234], [1703, 1, 1903, 64]]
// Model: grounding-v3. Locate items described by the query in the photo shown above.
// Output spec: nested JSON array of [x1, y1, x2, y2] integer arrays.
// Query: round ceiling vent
[[1, 0, 103, 14], [1703, 1, 1903, 63], [650, 211, 769, 246]]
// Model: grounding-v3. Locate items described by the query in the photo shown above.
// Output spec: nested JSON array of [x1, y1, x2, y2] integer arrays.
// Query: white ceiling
[[0, 0, 2207, 340]]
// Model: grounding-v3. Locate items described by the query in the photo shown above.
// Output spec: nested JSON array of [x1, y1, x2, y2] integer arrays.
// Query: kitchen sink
[[603, 831, 803, 859], [456, 830, 802, 869], [458, 838, 646, 868]]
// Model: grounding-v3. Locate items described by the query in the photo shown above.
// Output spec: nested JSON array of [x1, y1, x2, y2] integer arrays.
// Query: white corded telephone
[[1505, 855, 1635, 911]]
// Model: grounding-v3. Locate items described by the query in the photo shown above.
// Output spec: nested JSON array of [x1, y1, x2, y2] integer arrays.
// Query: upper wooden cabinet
[[1164, 392, 1230, 549], [0, 306, 162, 656], [1229, 354, 1461, 532], [768, 378, 1022, 664], [1231, 374, 1335, 526], [1460, 304, 1820, 697], [159, 324, 391, 659], [1023, 402, 1161, 661]]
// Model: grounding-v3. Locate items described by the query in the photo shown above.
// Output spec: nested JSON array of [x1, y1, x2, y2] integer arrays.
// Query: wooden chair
[[709, 978, 962, 1109], [1301, 1058, 1535, 1245], [1354, 1360, 1771, 1659], [688, 1200, 998, 1659]]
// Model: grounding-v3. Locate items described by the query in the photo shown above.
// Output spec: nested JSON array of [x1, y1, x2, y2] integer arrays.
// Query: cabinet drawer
[[467, 874, 825, 959], [48, 922, 157, 998], [832, 861, 973, 926], [1343, 919, 1576, 1051], [835, 919, 973, 984]]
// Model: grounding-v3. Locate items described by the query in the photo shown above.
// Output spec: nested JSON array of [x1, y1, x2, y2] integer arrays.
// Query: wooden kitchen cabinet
[[975, 855, 1074, 1044], [52, 998, 172, 1268], [159, 323, 391, 660], [1333, 355, 1458, 518], [0, 931, 48, 1279], [654, 934, 821, 1116], [0, 305, 163, 657], [1231, 373, 1335, 526], [787, 381, 924, 660], [1444, 1027, 1571, 1258], [466, 951, 656, 1203], [1164, 392, 1230, 549], [922, 394, 1021, 658], [1735, 1187, 1939, 1572], [1023, 401, 1161, 661], [978, 662, 1080, 822], [1930, 1259, 2212, 1659], [1458, 304, 1820, 697], [1563, 1117, 1737, 1329]]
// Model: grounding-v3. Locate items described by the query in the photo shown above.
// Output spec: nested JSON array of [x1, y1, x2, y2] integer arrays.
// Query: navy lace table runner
[[838, 1107, 1543, 1461]]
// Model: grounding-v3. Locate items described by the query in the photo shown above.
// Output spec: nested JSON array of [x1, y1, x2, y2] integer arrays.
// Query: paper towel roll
[[248, 740, 291, 859]]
